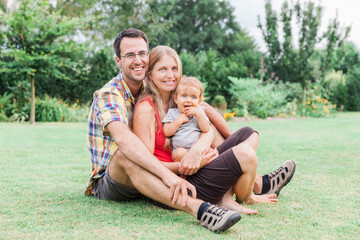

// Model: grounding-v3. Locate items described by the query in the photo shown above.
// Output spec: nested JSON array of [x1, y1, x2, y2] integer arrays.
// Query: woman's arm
[[200, 102, 232, 138], [133, 101, 180, 174], [133, 100, 156, 153]]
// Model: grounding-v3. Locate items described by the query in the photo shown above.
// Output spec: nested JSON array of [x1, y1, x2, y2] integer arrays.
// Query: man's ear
[[115, 56, 122, 68]]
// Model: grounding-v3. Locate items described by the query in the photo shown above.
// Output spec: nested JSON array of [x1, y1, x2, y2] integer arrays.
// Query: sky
[[228, 0, 360, 51]]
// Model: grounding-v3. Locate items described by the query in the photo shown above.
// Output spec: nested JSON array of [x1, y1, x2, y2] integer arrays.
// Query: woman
[[133, 46, 276, 215]]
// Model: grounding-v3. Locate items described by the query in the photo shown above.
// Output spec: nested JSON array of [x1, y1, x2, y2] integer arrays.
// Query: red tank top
[[136, 97, 173, 162]]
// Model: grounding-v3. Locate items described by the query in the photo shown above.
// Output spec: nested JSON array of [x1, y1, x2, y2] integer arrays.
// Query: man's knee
[[108, 150, 133, 186]]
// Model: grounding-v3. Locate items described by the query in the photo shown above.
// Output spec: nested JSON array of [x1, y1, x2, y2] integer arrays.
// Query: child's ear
[[173, 94, 178, 104]]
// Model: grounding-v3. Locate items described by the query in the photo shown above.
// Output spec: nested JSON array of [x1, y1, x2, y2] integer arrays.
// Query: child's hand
[[184, 107, 200, 117], [178, 113, 190, 124]]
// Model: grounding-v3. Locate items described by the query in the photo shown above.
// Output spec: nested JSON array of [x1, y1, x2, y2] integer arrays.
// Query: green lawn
[[1, 112, 359, 239]]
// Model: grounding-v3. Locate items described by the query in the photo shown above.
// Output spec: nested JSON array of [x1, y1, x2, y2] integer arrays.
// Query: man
[[85, 28, 295, 233]]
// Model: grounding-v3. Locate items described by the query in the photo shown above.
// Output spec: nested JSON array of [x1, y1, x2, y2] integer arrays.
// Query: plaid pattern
[[85, 71, 145, 195]]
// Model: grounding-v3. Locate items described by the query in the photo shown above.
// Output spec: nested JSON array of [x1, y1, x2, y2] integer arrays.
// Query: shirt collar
[[116, 70, 146, 101]]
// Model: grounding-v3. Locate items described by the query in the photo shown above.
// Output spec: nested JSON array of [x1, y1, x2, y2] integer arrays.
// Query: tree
[[258, 0, 351, 85], [151, 0, 247, 54], [0, 0, 85, 124]]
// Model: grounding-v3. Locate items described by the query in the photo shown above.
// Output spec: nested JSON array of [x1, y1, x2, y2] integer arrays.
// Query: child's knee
[[172, 148, 188, 162]]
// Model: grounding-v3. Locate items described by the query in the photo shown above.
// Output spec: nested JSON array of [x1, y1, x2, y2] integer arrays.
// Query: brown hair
[[113, 28, 149, 58], [175, 76, 204, 102]]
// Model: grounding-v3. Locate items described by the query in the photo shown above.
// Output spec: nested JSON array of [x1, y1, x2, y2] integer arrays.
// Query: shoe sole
[[275, 160, 296, 197], [214, 213, 242, 233]]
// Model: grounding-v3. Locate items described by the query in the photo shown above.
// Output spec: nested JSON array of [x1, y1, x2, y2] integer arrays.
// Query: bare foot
[[237, 204, 259, 215], [218, 195, 259, 215], [243, 194, 278, 205]]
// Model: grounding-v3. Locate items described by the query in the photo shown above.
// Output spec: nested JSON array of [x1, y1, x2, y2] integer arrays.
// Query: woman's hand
[[179, 149, 202, 176], [200, 146, 218, 168]]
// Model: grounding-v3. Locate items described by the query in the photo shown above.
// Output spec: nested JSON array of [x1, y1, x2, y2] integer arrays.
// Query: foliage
[[211, 95, 227, 111], [229, 77, 335, 118], [298, 82, 336, 117], [0, 92, 13, 121], [320, 12, 351, 73], [345, 68, 360, 111], [229, 77, 289, 118], [35, 95, 69, 122], [179, 49, 261, 104], [152, 0, 249, 55], [0, 0, 86, 123], [258, 0, 350, 85], [35, 96, 89, 122]]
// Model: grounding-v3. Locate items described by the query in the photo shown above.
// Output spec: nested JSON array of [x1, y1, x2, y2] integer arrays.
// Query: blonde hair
[[175, 76, 204, 102], [141, 45, 182, 119]]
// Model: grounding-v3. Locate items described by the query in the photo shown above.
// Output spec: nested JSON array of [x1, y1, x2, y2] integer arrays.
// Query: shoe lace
[[207, 205, 228, 217], [268, 166, 285, 178]]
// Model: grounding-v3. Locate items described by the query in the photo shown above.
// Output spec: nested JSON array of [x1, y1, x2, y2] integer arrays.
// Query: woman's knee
[[232, 144, 258, 170]]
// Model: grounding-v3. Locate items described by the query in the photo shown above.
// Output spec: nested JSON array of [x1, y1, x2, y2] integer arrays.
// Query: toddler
[[162, 76, 210, 162]]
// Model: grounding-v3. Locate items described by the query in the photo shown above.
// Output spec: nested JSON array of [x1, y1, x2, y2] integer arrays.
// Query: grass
[[1, 112, 360, 239]]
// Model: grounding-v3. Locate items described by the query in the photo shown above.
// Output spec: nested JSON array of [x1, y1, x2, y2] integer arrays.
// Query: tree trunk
[[30, 76, 35, 124]]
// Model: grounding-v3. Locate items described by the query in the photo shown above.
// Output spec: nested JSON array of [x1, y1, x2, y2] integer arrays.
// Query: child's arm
[[196, 112, 210, 133], [163, 114, 189, 137], [184, 107, 210, 133]]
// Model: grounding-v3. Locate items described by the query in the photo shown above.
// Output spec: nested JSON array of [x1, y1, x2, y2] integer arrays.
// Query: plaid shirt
[[85, 71, 145, 195]]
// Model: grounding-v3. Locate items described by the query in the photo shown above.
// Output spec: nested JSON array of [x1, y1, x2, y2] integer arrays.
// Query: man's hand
[[184, 107, 201, 117], [164, 174, 197, 206]]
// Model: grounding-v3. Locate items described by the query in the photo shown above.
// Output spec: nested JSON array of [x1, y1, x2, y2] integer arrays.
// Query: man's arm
[[200, 102, 232, 138], [107, 121, 195, 205]]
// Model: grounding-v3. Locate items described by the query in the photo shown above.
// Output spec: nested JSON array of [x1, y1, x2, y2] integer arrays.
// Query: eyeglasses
[[120, 51, 149, 60]]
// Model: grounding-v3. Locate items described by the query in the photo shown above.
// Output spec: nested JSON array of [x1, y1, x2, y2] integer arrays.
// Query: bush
[[35, 96, 89, 122], [229, 77, 288, 117], [345, 68, 360, 111], [298, 82, 336, 117], [35, 96, 69, 122], [322, 70, 347, 109], [211, 95, 227, 111]]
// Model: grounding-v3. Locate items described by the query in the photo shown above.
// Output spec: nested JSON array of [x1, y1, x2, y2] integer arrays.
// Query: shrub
[[345, 68, 360, 111], [229, 77, 288, 117], [36, 96, 89, 122], [298, 82, 336, 117], [211, 95, 227, 111], [35, 96, 69, 122]]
